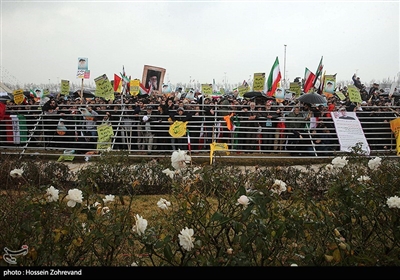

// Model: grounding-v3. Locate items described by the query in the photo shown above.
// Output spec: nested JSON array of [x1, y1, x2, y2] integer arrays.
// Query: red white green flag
[[266, 56, 282, 97], [139, 83, 150, 95], [303, 68, 316, 93], [312, 56, 324, 87]]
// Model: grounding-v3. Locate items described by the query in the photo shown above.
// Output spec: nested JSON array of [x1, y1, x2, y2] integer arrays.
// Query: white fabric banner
[[10, 114, 20, 144], [331, 111, 370, 155]]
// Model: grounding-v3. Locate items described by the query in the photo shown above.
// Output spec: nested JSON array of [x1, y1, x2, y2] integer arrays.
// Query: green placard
[[347, 85, 362, 103], [61, 80, 70, 96]]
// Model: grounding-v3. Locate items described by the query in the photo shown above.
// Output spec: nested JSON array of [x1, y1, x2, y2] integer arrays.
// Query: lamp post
[[224, 72, 227, 90], [283, 44, 287, 89]]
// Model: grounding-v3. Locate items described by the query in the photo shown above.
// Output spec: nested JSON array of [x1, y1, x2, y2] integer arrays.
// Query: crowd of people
[[1, 79, 399, 156]]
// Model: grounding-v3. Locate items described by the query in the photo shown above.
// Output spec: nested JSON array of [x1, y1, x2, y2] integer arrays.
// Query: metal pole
[[284, 44, 287, 89], [80, 78, 84, 104]]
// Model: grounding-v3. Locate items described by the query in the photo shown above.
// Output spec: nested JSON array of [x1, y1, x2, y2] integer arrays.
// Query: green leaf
[[163, 244, 173, 262]]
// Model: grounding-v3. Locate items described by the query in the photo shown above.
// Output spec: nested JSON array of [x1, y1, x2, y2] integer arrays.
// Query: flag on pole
[[29, 89, 38, 99], [317, 70, 326, 94], [233, 114, 241, 149], [120, 65, 130, 94], [187, 129, 191, 152], [303, 68, 316, 93], [312, 56, 324, 87], [266, 56, 282, 97], [113, 74, 122, 92], [223, 113, 236, 131], [212, 78, 217, 93], [139, 83, 151, 95]]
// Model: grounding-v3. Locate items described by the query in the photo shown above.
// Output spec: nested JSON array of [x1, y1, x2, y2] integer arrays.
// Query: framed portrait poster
[[142, 65, 166, 95]]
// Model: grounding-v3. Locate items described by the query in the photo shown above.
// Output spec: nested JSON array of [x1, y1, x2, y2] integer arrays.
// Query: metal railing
[[1, 103, 398, 160]]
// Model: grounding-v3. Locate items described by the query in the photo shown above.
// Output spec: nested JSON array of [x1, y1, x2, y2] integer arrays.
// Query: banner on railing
[[390, 117, 400, 156], [210, 142, 229, 164], [97, 124, 114, 150], [331, 111, 370, 155]]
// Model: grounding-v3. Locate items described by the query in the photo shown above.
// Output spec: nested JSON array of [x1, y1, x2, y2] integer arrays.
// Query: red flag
[[303, 68, 316, 93], [113, 74, 122, 92]]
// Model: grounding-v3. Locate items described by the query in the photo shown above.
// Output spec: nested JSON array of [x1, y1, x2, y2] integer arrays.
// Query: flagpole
[[187, 129, 192, 166], [283, 44, 287, 89], [80, 78, 84, 105]]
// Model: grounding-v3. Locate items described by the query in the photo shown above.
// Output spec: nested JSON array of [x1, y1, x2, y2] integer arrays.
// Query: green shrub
[[0, 149, 399, 266]]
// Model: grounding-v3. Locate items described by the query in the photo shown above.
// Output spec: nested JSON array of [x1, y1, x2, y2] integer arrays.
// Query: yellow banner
[[13, 89, 24, 105], [209, 142, 230, 164], [94, 74, 114, 101], [201, 84, 212, 97], [347, 85, 362, 103], [61, 80, 70, 96], [97, 123, 114, 150], [253, 73, 265, 92], [390, 117, 400, 156], [169, 121, 188, 138], [130, 79, 140, 96], [238, 85, 249, 98]]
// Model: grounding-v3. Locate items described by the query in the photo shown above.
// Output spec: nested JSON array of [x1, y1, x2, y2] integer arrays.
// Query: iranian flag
[[266, 56, 282, 97], [303, 68, 316, 93], [139, 83, 151, 95], [312, 56, 324, 87], [120, 65, 130, 93]]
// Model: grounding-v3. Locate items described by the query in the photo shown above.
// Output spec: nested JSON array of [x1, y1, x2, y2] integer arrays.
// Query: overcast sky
[[1, 0, 399, 89]]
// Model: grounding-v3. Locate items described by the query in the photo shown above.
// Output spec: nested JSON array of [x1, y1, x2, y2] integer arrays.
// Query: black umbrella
[[297, 93, 326, 104], [72, 89, 96, 99], [243, 91, 274, 100], [0, 92, 12, 102]]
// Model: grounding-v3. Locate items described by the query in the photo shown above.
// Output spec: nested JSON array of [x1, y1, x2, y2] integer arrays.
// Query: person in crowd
[[119, 103, 136, 151], [367, 83, 380, 101], [202, 97, 216, 145], [41, 98, 61, 146], [140, 105, 157, 153], [83, 105, 99, 150], [170, 106, 192, 151], [310, 122, 334, 156], [352, 74, 363, 90], [240, 101, 261, 152], [285, 105, 310, 156], [154, 103, 170, 152], [259, 100, 281, 151], [187, 103, 203, 152]]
